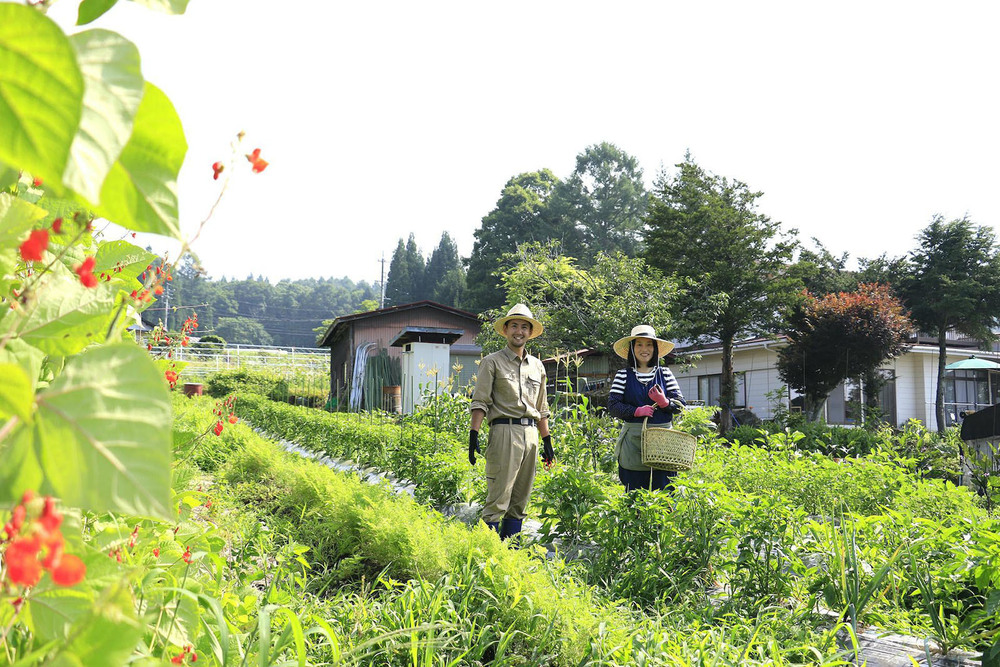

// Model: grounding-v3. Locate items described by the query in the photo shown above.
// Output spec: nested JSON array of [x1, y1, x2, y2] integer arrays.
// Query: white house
[[671, 334, 999, 430]]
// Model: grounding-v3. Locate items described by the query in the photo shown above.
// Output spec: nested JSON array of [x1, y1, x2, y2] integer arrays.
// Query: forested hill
[[155, 259, 378, 347]]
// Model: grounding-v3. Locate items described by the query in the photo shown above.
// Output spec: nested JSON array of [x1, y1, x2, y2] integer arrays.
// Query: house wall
[[674, 343, 992, 429], [672, 345, 785, 419], [887, 353, 928, 427]]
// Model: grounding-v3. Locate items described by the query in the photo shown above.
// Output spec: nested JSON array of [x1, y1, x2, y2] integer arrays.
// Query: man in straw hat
[[469, 303, 554, 539], [606, 324, 686, 492]]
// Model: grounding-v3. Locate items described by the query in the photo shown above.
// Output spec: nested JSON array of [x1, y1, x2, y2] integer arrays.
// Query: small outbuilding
[[316, 300, 482, 412]]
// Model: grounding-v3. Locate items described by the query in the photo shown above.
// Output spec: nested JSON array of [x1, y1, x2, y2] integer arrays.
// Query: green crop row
[[174, 395, 888, 666]]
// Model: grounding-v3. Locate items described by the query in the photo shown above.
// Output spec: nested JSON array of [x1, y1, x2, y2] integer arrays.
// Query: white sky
[[46, 1, 1000, 285]]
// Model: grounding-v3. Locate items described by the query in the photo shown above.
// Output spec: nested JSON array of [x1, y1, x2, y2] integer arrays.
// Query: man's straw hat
[[493, 303, 543, 339]]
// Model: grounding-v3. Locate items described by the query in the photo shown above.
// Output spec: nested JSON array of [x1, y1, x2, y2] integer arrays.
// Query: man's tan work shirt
[[470, 347, 550, 423]]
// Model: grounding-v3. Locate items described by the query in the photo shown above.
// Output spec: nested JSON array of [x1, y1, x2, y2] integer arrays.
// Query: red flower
[[32, 177, 42, 187], [228, 413, 238, 424], [19, 229, 49, 262], [41, 541, 63, 570], [212, 161, 224, 180], [154, 285, 164, 296], [182, 546, 192, 564], [171, 655, 185, 665], [4, 535, 43, 587], [164, 370, 178, 388], [152, 548, 160, 557], [246, 148, 268, 173], [50, 554, 85, 587], [75, 257, 98, 288], [39, 497, 62, 533], [51, 218, 63, 234], [213, 421, 224, 436]]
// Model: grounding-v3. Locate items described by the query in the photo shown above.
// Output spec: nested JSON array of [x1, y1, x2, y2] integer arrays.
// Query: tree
[[644, 156, 799, 434], [216, 316, 273, 346], [489, 242, 681, 360], [788, 239, 857, 296], [384, 238, 412, 305], [424, 232, 464, 306], [549, 142, 648, 263], [465, 170, 565, 313], [384, 234, 426, 305], [433, 268, 467, 308], [777, 284, 912, 421], [898, 216, 1000, 432], [404, 234, 426, 300]]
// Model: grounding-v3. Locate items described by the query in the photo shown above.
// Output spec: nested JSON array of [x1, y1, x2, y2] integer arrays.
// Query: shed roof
[[316, 300, 481, 347], [390, 327, 465, 347]]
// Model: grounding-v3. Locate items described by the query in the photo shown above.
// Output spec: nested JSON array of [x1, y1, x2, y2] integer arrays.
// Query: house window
[[698, 373, 746, 408], [827, 372, 896, 425], [944, 370, 993, 426]]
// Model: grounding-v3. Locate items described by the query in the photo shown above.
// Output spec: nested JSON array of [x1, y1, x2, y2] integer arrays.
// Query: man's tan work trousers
[[482, 423, 538, 523]]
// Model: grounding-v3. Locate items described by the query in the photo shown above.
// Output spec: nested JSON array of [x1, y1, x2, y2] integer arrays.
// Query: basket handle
[[642, 416, 648, 432]]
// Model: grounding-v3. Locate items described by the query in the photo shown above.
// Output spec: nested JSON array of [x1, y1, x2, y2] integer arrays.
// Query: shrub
[[584, 479, 730, 607], [535, 466, 615, 545], [234, 392, 471, 507], [206, 369, 288, 401]]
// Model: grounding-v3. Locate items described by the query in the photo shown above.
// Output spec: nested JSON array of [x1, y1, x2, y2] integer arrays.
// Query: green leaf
[[65, 30, 144, 205], [77, 0, 120, 25], [129, 0, 191, 15], [0, 192, 49, 249], [0, 362, 33, 423], [0, 5, 85, 187], [25, 588, 94, 642], [0, 343, 172, 518], [0, 337, 45, 394], [0, 273, 117, 356], [0, 161, 18, 190], [52, 585, 142, 667], [95, 83, 186, 238], [0, 248, 18, 296], [93, 240, 157, 282]]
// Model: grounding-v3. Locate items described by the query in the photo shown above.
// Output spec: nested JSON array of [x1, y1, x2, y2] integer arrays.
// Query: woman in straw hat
[[607, 325, 686, 492]]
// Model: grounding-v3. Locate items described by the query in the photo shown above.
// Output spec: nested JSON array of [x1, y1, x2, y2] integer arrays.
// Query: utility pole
[[379, 253, 386, 308]]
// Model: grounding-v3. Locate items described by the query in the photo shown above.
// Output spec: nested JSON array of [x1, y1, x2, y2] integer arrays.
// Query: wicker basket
[[641, 417, 697, 471]]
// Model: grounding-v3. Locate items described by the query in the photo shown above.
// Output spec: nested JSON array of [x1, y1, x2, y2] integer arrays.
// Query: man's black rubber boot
[[485, 521, 500, 534], [499, 518, 522, 540]]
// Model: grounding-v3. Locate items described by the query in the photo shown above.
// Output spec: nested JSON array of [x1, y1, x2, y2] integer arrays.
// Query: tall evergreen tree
[[384, 238, 412, 306], [644, 155, 799, 434], [404, 233, 426, 301], [465, 169, 564, 313], [425, 232, 465, 306], [898, 216, 1000, 432]]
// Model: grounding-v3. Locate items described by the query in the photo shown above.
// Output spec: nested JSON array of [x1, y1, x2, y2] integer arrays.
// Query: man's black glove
[[469, 430, 481, 466], [542, 435, 555, 466]]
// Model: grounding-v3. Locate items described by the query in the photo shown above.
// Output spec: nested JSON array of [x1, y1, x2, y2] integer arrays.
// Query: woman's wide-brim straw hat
[[493, 303, 544, 339], [613, 325, 675, 359]]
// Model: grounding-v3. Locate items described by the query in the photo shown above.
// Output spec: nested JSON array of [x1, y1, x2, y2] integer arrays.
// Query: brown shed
[[316, 300, 482, 410]]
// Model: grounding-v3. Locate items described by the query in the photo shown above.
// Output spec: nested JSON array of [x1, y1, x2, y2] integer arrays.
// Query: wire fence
[[169, 342, 328, 377], [169, 342, 332, 407]]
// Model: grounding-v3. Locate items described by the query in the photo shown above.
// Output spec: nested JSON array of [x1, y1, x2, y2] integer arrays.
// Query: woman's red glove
[[634, 405, 655, 418], [648, 385, 670, 408]]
